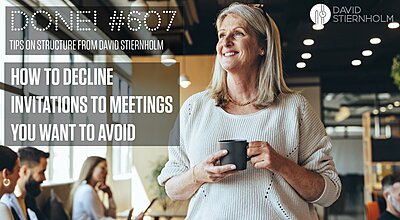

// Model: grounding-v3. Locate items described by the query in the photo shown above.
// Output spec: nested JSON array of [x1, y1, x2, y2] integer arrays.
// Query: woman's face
[[216, 14, 263, 74], [91, 160, 108, 184], [4, 159, 20, 193]]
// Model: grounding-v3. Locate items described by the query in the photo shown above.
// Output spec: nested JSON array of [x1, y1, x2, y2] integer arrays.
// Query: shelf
[[363, 112, 400, 203], [370, 162, 400, 166]]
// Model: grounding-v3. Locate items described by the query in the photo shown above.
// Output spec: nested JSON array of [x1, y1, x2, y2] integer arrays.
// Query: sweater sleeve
[[157, 99, 192, 186], [297, 95, 342, 207]]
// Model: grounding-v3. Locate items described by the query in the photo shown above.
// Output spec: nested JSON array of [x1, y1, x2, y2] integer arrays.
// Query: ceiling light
[[394, 101, 400, 107], [296, 62, 306, 68], [131, 0, 148, 8], [303, 39, 314, 46], [380, 107, 386, 112], [179, 74, 191, 88], [388, 104, 394, 110], [301, 53, 312, 59], [370, 38, 381, 45], [388, 22, 400, 29], [351, 59, 362, 66], [161, 48, 176, 67], [335, 106, 351, 122], [372, 109, 379, 115], [312, 24, 324, 30], [362, 50, 373, 57]]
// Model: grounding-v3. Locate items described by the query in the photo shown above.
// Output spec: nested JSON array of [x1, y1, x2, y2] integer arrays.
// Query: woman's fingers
[[247, 145, 262, 157], [248, 141, 265, 147], [248, 141, 274, 169], [249, 154, 266, 165], [195, 150, 240, 183], [251, 155, 270, 169], [206, 149, 228, 164], [247, 141, 270, 157], [205, 169, 239, 181], [206, 164, 236, 174], [247, 141, 288, 171]]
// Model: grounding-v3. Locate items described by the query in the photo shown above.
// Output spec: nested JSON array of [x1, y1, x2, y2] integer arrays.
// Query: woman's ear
[[2, 168, 7, 179]]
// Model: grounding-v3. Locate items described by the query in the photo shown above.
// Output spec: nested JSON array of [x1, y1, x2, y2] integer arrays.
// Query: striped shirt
[[158, 91, 341, 220]]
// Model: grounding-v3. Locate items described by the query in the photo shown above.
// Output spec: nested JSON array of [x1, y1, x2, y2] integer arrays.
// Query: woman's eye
[[234, 32, 244, 37], [218, 34, 225, 39]]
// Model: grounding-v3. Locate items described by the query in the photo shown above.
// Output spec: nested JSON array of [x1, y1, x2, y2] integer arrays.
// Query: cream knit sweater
[[158, 91, 341, 220]]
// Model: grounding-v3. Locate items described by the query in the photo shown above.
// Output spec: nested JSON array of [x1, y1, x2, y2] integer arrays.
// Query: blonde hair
[[68, 156, 106, 214], [208, 3, 294, 108]]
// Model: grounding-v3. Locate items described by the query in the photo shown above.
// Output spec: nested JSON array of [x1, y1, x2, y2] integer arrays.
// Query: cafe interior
[[0, 0, 400, 219]]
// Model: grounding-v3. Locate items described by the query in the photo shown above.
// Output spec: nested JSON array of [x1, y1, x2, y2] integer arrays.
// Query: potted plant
[[391, 55, 400, 90], [150, 156, 170, 211]]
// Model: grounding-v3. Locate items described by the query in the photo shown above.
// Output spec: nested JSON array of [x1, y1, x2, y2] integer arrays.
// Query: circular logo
[[310, 4, 331, 25]]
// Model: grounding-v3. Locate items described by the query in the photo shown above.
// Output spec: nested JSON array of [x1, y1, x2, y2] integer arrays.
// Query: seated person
[[379, 173, 400, 220], [0, 146, 21, 220], [1, 147, 49, 220], [70, 156, 143, 220]]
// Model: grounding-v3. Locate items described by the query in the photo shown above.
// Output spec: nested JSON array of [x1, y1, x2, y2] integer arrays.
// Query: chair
[[365, 201, 380, 220], [42, 189, 69, 220]]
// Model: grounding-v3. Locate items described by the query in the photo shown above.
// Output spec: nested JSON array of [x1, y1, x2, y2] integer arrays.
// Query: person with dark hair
[[1, 147, 49, 220], [0, 146, 20, 220], [379, 173, 400, 220]]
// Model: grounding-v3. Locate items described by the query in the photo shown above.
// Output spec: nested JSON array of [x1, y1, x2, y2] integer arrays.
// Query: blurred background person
[[70, 156, 115, 220], [70, 156, 144, 220], [1, 147, 49, 220], [380, 173, 400, 220], [0, 145, 20, 220]]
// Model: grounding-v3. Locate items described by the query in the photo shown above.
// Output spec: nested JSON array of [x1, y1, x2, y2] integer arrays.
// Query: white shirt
[[0, 193, 38, 220], [72, 182, 116, 220], [0, 201, 14, 220]]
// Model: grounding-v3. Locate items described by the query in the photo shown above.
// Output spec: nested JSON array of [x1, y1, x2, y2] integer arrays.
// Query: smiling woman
[[158, 3, 341, 220]]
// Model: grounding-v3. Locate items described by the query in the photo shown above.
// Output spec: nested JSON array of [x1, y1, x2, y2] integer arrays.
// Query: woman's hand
[[193, 150, 239, 183], [164, 150, 240, 200], [247, 141, 326, 202], [247, 141, 288, 172], [98, 182, 113, 198]]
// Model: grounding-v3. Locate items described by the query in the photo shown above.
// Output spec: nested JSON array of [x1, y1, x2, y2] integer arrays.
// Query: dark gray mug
[[219, 139, 249, 171]]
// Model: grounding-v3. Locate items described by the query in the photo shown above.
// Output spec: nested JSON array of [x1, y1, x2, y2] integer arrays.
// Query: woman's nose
[[223, 34, 234, 47]]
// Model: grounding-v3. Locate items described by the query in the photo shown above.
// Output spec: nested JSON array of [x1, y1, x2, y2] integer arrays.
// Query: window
[[111, 75, 133, 178], [1, 0, 133, 184]]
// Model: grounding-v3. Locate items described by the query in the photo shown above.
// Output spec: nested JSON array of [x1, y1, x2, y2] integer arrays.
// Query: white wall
[[330, 138, 364, 175], [287, 76, 321, 116]]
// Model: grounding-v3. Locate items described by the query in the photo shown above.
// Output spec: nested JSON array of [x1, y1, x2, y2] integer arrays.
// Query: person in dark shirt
[[379, 173, 400, 220]]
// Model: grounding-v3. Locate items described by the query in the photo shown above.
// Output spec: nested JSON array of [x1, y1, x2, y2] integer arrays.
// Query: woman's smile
[[216, 14, 261, 74]]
